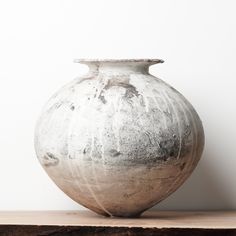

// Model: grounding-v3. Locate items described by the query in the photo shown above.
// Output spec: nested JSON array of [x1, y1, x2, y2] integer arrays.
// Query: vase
[[35, 59, 204, 217]]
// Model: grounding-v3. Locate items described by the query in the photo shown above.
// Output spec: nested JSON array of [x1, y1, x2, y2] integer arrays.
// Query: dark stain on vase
[[42, 152, 59, 167], [110, 149, 122, 157], [97, 79, 140, 104], [70, 104, 75, 111], [98, 92, 107, 104], [180, 162, 186, 171], [104, 79, 140, 98]]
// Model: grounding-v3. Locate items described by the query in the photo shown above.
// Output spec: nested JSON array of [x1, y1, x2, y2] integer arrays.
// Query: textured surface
[[35, 60, 204, 217]]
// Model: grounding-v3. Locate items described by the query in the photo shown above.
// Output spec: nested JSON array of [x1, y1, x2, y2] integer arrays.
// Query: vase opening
[[74, 59, 164, 75]]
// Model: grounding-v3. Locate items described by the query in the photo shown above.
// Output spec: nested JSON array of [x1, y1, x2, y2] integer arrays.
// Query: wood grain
[[0, 211, 235, 235]]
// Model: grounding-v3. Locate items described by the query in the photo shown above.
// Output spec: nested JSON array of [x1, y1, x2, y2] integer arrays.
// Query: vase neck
[[75, 59, 164, 76]]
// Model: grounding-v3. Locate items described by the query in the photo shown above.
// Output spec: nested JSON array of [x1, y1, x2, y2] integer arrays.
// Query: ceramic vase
[[35, 59, 204, 217]]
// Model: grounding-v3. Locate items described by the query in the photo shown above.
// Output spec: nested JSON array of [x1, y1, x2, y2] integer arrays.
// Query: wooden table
[[0, 210, 235, 235]]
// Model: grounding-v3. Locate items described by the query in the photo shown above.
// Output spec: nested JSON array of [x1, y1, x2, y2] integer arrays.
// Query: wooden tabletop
[[0, 210, 236, 229]]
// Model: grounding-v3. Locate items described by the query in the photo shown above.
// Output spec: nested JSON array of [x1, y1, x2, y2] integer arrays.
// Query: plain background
[[0, 0, 235, 210]]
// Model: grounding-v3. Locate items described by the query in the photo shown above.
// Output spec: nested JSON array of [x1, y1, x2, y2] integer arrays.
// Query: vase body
[[35, 59, 204, 217]]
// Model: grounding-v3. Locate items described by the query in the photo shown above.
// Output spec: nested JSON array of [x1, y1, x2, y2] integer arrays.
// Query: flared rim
[[74, 58, 164, 63]]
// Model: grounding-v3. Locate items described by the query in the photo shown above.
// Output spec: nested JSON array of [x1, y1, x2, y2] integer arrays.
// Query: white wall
[[0, 0, 235, 210]]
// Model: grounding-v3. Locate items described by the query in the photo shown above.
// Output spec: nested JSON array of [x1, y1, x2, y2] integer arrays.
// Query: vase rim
[[74, 58, 164, 64]]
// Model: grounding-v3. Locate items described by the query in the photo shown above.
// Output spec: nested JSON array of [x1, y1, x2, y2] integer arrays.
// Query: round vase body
[[35, 59, 204, 217]]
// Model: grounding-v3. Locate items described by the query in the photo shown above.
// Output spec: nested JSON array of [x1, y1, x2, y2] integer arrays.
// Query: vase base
[[98, 211, 143, 218]]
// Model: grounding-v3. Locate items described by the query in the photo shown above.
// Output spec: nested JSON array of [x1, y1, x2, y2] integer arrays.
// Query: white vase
[[35, 59, 204, 217]]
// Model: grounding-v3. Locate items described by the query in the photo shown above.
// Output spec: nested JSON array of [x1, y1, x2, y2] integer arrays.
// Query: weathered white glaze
[[35, 59, 204, 217]]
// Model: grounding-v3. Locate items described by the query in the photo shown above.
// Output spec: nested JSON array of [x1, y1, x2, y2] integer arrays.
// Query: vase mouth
[[74, 58, 164, 64]]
